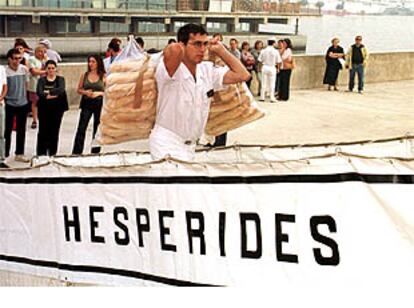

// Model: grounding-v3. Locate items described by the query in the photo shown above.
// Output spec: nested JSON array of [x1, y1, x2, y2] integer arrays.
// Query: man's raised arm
[[163, 42, 185, 78], [209, 40, 251, 85]]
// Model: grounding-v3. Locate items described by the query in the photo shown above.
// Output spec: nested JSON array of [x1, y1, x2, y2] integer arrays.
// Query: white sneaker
[[14, 155, 30, 163], [358, 90, 364, 94]]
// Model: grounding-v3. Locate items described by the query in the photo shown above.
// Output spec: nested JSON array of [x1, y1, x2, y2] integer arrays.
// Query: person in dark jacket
[[36, 60, 68, 156], [345, 35, 369, 94], [323, 37, 345, 91]]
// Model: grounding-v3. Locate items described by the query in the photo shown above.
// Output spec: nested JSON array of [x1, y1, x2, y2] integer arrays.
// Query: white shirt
[[281, 48, 293, 69], [155, 60, 228, 141], [46, 49, 62, 63], [0, 66, 7, 98], [258, 46, 282, 67]]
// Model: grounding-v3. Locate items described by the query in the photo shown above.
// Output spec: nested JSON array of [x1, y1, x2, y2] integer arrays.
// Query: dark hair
[[14, 38, 31, 50], [284, 38, 293, 50], [241, 41, 250, 50], [87, 55, 106, 79], [7, 48, 21, 59], [108, 40, 121, 53], [147, 48, 160, 54], [167, 38, 177, 45], [254, 40, 263, 50], [230, 38, 238, 44], [135, 36, 144, 48], [268, 40, 275, 46], [45, 59, 57, 68], [177, 23, 208, 45]]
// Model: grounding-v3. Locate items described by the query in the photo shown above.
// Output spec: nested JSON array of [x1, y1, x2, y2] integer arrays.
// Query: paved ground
[[4, 79, 414, 168]]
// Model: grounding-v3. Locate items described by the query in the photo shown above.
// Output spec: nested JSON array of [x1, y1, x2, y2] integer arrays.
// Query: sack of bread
[[97, 37, 160, 145], [204, 50, 266, 137]]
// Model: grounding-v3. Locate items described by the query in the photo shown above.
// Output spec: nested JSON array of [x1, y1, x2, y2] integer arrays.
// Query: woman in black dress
[[323, 38, 345, 91], [36, 60, 68, 156]]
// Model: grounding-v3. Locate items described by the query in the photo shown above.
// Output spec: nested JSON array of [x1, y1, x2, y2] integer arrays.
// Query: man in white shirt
[[0, 65, 8, 168], [258, 40, 282, 102], [149, 23, 250, 161], [103, 40, 122, 74]]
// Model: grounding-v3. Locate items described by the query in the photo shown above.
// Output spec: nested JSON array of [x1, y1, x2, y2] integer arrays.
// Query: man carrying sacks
[[149, 24, 250, 161]]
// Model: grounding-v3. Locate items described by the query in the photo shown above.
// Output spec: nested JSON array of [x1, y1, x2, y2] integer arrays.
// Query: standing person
[[36, 60, 68, 156], [103, 39, 122, 73], [278, 38, 294, 101], [149, 23, 250, 161], [0, 65, 8, 168], [72, 55, 106, 155], [135, 36, 145, 51], [240, 41, 255, 89], [251, 40, 264, 96], [28, 45, 47, 129], [258, 40, 281, 102], [229, 38, 241, 60], [346, 35, 369, 94], [323, 38, 345, 91], [39, 39, 62, 63], [275, 39, 285, 96], [14, 38, 32, 67], [4, 48, 30, 163]]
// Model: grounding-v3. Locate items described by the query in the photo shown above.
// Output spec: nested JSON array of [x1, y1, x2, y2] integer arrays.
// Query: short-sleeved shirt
[[5, 64, 29, 107], [0, 65, 7, 98], [28, 56, 44, 92], [281, 48, 293, 69], [46, 49, 62, 63], [258, 46, 282, 67], [155, 60, 229, 141]]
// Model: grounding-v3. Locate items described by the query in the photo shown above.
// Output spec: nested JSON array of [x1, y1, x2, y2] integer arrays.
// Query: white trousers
[[260, 65, 277, 101], [149, 124, 196, 161]]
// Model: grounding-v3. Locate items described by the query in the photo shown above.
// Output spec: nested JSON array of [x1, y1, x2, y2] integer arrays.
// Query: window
[[173, 21, 186, 32], [206, 22, 228, 33], [100, 21, 130, 33], [54, 17, 92, 33], [9, 19, 24, 33], [137, 21, 166, 33], [235, 22, 250, 33]]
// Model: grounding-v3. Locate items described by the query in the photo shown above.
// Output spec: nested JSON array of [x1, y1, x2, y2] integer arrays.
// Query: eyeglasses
[[187, 41, 209, 49]]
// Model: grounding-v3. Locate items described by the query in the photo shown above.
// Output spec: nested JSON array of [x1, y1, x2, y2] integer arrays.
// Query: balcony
[[0, 0, 302, 14]]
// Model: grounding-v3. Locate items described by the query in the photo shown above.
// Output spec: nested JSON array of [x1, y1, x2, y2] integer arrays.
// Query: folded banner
[[0, 142, 413, 286]]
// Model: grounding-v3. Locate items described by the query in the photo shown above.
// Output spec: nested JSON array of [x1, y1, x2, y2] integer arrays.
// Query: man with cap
[[39, 39, 62, 63]]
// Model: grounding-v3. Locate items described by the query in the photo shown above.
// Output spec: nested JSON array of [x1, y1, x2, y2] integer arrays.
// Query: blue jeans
[[0, 103, 5, 162], [349, 64, 364, 91]]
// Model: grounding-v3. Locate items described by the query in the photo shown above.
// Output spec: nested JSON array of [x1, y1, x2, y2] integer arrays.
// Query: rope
[[1, 134, 413, 172]]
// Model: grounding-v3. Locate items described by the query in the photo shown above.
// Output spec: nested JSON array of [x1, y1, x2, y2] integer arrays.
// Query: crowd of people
[[0, 28, 370, 168]]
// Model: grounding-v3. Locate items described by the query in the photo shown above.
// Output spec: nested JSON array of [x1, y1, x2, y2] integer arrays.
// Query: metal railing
[[0, 0, 302, 14]]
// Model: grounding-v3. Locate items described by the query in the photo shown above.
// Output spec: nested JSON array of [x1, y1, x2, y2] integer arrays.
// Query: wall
[[291, 51, 414, 90], [59, 51, 414, 106]]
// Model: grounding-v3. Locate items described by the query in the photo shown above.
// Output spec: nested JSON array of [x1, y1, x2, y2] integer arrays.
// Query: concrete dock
[[3, 79, 414, 168]]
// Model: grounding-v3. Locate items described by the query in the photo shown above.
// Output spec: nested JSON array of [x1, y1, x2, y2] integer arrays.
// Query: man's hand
[[208, 38, 227, 57]]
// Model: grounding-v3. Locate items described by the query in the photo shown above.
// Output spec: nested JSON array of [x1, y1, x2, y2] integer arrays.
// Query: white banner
[[0, 141, 414, 286]]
